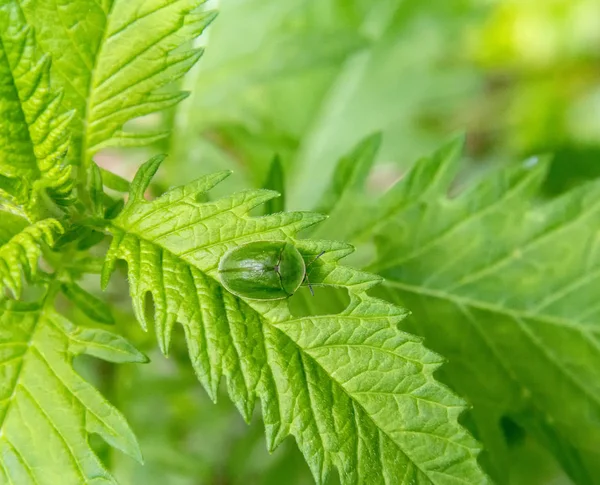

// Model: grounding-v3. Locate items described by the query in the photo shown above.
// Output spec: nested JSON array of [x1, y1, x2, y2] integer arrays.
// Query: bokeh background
[[87, 0, 600, 483]]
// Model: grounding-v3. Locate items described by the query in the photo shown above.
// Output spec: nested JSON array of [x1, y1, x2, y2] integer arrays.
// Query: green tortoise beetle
[[218, 241, 324, 300]]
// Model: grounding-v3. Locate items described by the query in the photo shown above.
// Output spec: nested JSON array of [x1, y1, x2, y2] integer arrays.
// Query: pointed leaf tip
[[129, 154, 167, 202], [104, 160, 488, 484]]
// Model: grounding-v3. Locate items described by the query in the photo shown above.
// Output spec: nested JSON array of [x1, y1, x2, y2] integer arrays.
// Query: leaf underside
[[103, 156, 489, 485]]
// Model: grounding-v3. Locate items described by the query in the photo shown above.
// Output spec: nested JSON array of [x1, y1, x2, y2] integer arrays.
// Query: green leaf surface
[[0, 212, 28, 245], [0, 2, 74, 208], [0, 299, 146, 485], [102, 156, 489, 485], [60, 281, 115, 325], [311, 133, 381, 246], [313, 132, 381, 216], [362, 142, 600, 483], [99, 168, 130, 193], [17, 0, 214, 175], [0, 217, 63, 299]]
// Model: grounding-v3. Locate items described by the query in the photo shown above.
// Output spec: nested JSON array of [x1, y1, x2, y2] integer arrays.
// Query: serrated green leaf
[[0, 3, 74, 208], [0, 299, 146, 485], [0, 218, 63, 299], [316, 135, 465, 244], [17, 0, 215, 174], [102, 157, 489, 485], [311, 133, 382, 245], [361, 145, 600, 483]]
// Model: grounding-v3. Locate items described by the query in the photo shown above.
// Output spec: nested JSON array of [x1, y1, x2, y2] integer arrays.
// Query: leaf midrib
[[0, 434, 37, 485], [0, 308, 55, 485], [384, 280, 600, 412], [279, 324, 479, 485], [80, 0, 115, 174], [385, 279, 600, 335], [0, 309, 38, 434], [0, 308, 118, 483], [0, 33, 41, 181], [114, 227, 479, 484]]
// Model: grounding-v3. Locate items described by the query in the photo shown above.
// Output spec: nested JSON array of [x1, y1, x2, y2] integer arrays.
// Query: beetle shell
[[218, 241, 306, 300]]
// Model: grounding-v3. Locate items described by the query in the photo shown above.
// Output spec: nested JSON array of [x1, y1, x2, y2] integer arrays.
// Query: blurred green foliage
[[162, 0, 600, 200]]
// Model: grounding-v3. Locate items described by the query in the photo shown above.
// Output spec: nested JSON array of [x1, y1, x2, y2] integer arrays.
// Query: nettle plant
[[0, 2, 598, 485]]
